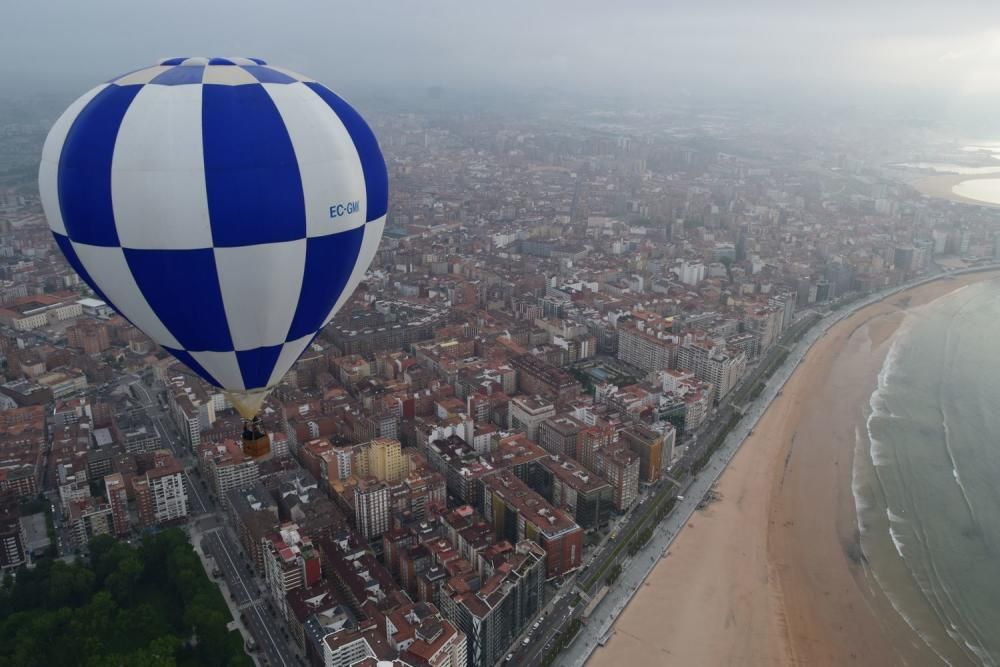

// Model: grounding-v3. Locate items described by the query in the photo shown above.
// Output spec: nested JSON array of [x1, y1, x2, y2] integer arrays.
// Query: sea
[[853, 279, 1000, 666]]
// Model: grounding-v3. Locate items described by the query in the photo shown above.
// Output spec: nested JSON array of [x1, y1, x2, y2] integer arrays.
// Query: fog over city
[[5, 0, 1000, 126]]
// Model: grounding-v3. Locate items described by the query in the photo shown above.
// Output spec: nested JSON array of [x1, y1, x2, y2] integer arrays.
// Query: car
[[533, 621, 541, 630], [505, 654, 514, 662], [677, 495, 684, 501]]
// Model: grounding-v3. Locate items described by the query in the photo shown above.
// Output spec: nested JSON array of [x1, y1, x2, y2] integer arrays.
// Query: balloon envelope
[[39, 57, 387, 417]]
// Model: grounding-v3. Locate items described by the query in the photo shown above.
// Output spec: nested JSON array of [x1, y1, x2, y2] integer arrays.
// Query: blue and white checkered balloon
[[39, 57, 388, 417]]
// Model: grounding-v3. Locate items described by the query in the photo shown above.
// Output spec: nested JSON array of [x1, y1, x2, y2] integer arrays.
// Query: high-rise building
[[354, 478, 391, 540], [769, 292, 796, 332], [893, 245, 916, 275], [617, 317, 677, 374], [742, 305, 784, 353], [197, 439, 259, 505], [138, 465, 189, 528], [104, 472, 129, 537], [133, 450, 188, 528], [67, 498, 113, 548], [620, 424, 665, 485], [537, 415, 584, 458], [598, 446, 640, 511], [66, 320, 111, 355], [509, 354, 580, 405], [481, 471, 582, 578], [165, 371, 221, 450], [388, 602, 469, 667], [508, 395, 555, 443], [117, 414, 161, 454], [367, 438, 406, 484], [437, 537, 548, 666], [575, 424, 613, 472], [439, 541, 545, 667], [535, 456, 613, 529], [676, 340, 746, 401], [661, 425, 677, 473], [678, 260, 706, 286], [263, 523, 322, 620], [226, 482, 279, 570], [0, 508, 26, 569], [322, 625, 384, 667]]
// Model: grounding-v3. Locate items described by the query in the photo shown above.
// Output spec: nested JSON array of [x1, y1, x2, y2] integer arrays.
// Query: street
[[201, 530, 259, 607], [129, 377, 210, 515], [199, 527, 300, 667], [128, 373, 299, 666], [506, 591, 577, 666]]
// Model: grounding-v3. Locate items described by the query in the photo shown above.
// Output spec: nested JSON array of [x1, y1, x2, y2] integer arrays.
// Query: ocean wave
[[854, 383, 972, 667], [943, 627, 994, 667], [926, 544, 997, 667], [873, 514, 988, 667], [854, 286, 1000, 667], [866, 559, 958, 667], [966, 641, 996, 667], [889, 525, 906, 558], [867, 333, 906, 467], [932, 312, 995, 665], [942, 416, 976, 521], [852, 425, 873, 524], [937, 297, 982, 530]]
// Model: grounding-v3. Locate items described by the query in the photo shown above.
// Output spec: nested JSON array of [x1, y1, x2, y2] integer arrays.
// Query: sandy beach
[[911, 173, 1000, 208], [587, 270, 1000, 667]]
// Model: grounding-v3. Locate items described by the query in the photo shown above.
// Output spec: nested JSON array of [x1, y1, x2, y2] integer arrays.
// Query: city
[[3, 59, 1000, 667]]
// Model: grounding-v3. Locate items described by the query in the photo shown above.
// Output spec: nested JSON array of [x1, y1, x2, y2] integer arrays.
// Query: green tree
[[70, 591, 119, 661], [1, 529, 250, 667], [47, 560, 95, 609], [105, 551, 143, 605]]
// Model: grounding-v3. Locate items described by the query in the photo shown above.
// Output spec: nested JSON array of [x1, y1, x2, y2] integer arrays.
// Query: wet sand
[[587, 271, 1000, 667]]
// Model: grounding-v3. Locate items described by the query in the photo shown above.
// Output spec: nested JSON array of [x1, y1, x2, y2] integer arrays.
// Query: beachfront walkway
[[556, 266, 998, 667]]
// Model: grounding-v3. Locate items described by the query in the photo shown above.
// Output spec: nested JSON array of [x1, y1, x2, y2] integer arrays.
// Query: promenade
[[557, 265, 999, 667]]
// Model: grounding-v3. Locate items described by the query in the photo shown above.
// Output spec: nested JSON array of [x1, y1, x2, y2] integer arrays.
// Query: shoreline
[[910, 172, 1000, 208], [585, 268, 1000, 667]]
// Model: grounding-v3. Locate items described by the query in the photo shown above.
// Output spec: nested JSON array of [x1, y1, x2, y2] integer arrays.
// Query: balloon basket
[[241, 415, 271, 459]]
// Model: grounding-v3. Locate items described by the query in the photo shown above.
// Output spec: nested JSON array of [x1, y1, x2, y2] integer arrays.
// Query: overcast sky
[[4, 1, 1000, 120]]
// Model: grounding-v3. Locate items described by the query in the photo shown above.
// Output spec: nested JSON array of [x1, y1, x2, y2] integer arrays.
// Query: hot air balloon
[[39, 57, 387, 456]]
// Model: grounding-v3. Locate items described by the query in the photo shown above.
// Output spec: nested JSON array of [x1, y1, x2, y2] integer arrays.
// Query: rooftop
[[539, 455, 611, 494], [482, 470, 580, 538]]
